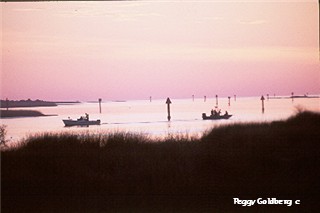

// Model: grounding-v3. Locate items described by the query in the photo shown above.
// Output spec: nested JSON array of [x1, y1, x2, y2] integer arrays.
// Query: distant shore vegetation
[[0, 99, 80, 118], [0, 99, 81, 109], [0, 109, 48, 118], [0, 99, 57, 108], [2, 111, 320, 212]]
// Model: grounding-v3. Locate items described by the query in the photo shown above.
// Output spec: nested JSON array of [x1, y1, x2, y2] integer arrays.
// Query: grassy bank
[[2, 111, 320, 212], [0, 109, 48, 118]]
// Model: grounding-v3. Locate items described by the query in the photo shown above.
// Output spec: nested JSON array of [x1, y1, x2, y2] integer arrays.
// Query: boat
[[63, 119, 101, 126], [63, 114, 101, 126], [202, 112, 232, 120]]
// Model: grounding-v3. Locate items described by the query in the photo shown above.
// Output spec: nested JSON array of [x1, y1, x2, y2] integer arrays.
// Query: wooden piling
[[166, 97, 172, 121], [6, 98, 9, 111], [98, 98, 102, 113], [261, 96, 265, 113]]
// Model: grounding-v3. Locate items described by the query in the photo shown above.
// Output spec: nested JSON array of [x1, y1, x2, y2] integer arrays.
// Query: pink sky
[[1, 1, 319, 101]]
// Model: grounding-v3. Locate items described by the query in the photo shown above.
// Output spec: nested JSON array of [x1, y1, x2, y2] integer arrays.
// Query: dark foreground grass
[[2, 111, 320, 212]]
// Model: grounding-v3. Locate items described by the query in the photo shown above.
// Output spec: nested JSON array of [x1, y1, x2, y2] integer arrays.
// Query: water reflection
[[1, 97, 319, 145]]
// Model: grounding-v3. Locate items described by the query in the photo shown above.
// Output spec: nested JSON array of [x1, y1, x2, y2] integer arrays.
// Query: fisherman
[[224, 111, 229, 116], [85, 113, 89, 121], [213, 106, 221, 116]]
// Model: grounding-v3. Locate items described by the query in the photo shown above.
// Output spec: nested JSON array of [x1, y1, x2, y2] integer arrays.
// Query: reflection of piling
[[98, 98, 102, 113], [166, 97, 172, 121], [215, 95, 218, 106], [228, 96, 231, 106], [261, 96, 265, 113]]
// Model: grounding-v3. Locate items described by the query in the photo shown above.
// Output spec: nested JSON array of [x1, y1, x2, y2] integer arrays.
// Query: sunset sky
[[1, 0, 319, 101]]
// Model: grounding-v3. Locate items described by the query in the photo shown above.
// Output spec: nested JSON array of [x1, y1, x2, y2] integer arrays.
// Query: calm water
[[1, 97, 319, 145]]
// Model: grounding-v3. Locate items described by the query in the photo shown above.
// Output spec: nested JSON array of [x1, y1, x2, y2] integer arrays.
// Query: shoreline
[[0, 109, 56, 118], [269, 95, 319, 100], [0, 99, 81, 109]]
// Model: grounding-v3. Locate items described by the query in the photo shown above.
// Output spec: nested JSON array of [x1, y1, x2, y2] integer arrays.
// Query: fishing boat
[[202, 112, 232, 120], [63, 114, 101, 126]]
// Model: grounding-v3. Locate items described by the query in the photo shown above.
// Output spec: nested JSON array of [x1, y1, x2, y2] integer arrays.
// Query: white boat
[[63, 114, 101, 126]]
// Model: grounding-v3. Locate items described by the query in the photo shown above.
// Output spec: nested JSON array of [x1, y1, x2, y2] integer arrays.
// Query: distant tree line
[[0, 99, 57, 108]]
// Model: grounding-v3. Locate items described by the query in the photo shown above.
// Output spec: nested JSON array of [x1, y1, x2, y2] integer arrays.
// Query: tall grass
[[2, 111, 320, 212]]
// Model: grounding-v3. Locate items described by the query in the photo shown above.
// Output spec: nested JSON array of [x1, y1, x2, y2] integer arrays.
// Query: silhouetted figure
[[85, 113, 89, 121], [212, 106, 221, 116], [214, 106, 221, 115], [224, 111, 229, 116], [212, 109, 221, 116]]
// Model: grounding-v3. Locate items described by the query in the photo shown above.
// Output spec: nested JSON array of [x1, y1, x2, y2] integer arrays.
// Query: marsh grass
[[2, 111, 320, 212]]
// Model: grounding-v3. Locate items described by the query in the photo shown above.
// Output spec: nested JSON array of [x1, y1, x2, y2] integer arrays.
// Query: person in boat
[[213, 109, 217, 116], [85, 113, 89, 121], [213, 106, 221, 116], [224, 111, 229, 116]]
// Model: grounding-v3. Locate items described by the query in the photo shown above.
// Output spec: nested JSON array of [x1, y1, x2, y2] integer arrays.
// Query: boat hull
[[63, 119, 101, 126], [202, 113, 232, 120]]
